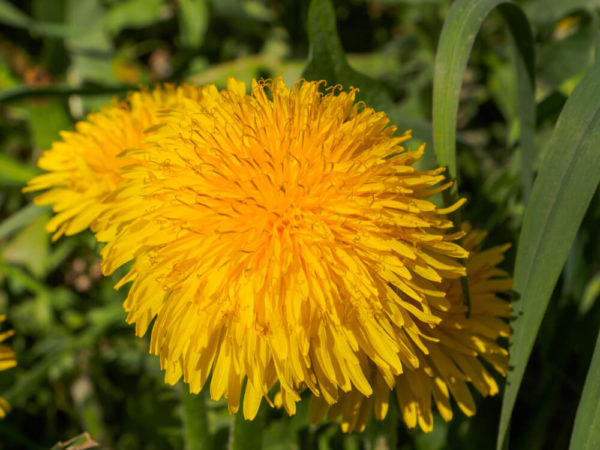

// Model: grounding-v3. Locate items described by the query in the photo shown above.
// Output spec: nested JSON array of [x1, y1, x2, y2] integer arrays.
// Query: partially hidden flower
[[24, 84, 217, 242], [96, 77, 469, 418], [0, 315, 17, 418], [310, 227, 512, 432]]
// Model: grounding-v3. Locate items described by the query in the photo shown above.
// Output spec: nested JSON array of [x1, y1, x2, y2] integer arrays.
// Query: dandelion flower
[[0, 315, 17, 418], [311, 228, 512, 432], [99, 77, 468, 418], [24, 84, 217, 241]]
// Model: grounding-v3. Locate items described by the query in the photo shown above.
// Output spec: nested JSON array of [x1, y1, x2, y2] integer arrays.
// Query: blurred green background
[[1, 0, 600, 448]]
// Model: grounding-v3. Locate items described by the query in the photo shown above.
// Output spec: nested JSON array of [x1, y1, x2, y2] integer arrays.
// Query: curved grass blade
[[432, 0, 535, 200], [570, 329, 600, 450], [498, 62, 600, 450]]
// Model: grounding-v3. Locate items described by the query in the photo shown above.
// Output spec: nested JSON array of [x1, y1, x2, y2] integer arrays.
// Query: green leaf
[[65, 0, 111, 52], [0, 154, 41, 186], [179, 0, 209, 48], [65, 0, 115, 85], [498, 62, 600, 450], [302, 0, 393, 112], [0, 204, 48, 241], [432, 0, 535, 200], [2, 212, 51, 277], [28, 99, 72, 150], [570, 329, 600, 450], [105, 0, 165, 36]]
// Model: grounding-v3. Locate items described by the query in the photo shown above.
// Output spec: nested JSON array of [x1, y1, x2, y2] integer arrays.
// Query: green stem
[[230, 401, 266, 450], [181, 387, 211, 450], [0, 84, 138, 103]]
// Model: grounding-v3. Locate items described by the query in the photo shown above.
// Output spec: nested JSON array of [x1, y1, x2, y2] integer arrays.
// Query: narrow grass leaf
[[498, 62, 600, 450], [570, 329, 600, 450], [432, 0, 535, 198], [0, 204, 48, 241]]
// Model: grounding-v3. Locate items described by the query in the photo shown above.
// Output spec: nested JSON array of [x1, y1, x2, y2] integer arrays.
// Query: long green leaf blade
[[0, 204, 48, 241], [570, 329, 600, 450], [432, 0, 535, 197], [498, 62, 600, 450]]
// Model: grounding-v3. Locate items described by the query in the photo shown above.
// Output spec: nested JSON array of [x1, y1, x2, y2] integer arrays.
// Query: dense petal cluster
[[25, 84, 214, 241], [27, 76, 511, 431], [98, 77, 468, 417], [310, 228, 511, 432], [0, 315, 16, 418]]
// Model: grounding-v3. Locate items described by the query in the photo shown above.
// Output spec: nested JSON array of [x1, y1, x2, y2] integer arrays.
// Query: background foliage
[[1, 0, 600, 449]]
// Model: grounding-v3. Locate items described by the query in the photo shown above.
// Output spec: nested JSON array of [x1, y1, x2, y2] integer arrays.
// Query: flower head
[[99, 77, 468, 417], [311, 228, 512, 432], [0, 315, 17, 418], [24, 84, 215, 241]]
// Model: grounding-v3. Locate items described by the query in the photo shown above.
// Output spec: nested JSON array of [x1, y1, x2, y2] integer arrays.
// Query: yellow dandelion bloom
[[0, 315, 17, 419], [24, 83, 217, 242], [311, 228, 512, 432], [99, 77, 468, 418]]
